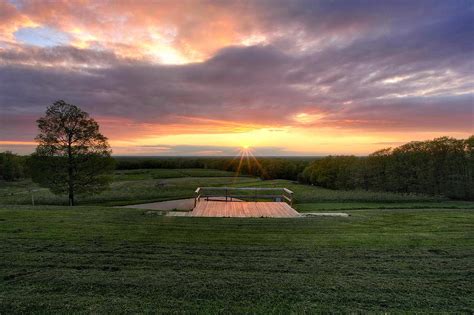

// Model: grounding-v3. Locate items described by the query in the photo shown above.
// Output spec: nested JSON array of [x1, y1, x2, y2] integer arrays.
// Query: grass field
[[0, 169, 258, 206], [295, 201, 474, 211], [2, 168, 471, 210], [1, 168, 473, 312], [0, 205, 472, 313]]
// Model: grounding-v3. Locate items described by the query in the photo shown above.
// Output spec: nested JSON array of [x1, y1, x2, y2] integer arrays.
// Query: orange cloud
[[8, 0, 263, 64], [0, 1, 38, 43], [0, 140, 36, 145]]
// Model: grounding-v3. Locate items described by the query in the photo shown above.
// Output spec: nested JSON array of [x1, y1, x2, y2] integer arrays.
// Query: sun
[[242, 144, 250, 150]]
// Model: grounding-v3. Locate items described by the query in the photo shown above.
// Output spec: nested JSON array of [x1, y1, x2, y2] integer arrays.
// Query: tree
[[0, 151, 25, 181], [465, 136, 474, 199], [297, 135, 474, 200], [30, 100, 115, 206]]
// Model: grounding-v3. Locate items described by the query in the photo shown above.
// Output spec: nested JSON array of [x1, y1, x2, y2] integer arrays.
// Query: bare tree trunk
[[68, 135, 74, 206], [68, 187, 74, 206]]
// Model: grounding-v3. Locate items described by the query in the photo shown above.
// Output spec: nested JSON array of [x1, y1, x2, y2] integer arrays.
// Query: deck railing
[[194, 187, 294, 207]]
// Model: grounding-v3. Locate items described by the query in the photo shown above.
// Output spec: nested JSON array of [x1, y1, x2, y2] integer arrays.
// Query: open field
[[113, 168, 243, 181], [1, 168, 473, 312], [3, 168, 473, 210], [0, 206, 472, 313], [0, 169, 259, 206]]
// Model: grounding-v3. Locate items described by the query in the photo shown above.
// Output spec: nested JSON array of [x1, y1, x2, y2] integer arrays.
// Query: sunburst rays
[[232, 146, 266, 182]]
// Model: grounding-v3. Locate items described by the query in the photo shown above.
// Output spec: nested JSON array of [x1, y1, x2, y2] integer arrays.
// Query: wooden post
[[31, 190, 35, 206], [194, 187, 200, 208]]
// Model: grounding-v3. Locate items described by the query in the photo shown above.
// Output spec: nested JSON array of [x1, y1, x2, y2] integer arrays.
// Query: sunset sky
[[0, 0, 473, 156]]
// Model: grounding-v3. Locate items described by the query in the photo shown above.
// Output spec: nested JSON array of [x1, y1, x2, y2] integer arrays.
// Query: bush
[[0, 151, 27, 181]]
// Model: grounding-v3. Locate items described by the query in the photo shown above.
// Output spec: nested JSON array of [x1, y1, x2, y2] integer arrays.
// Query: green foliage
[[299, 155, 360, 189], [29, 154, 115, 195], [0, 206, 472, 312], [0, 151, 27, 181], [300, 136, 474, 200], [30, 100, 115, 205]]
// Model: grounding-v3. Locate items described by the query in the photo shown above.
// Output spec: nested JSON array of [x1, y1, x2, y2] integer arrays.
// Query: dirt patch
[[122, 198, 195, 211], [166, 211, 190, 217], [122, 197, 241, 212], [303, 212, 350, 217]]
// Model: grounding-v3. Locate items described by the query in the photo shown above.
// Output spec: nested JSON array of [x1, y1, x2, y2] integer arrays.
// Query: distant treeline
[[299, 136, 473, 200], [0, 151, 29, 181], [115, 136, 474, 200], [2, 136, 473, 200]]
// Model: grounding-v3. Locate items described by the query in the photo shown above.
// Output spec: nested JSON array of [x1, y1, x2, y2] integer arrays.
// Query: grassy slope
[[0, 206, 473, 313], [295, 201, 474, 211], [4, 168, 473, 209], [0, 169, 259, 206], [232, 179, 447, 202]]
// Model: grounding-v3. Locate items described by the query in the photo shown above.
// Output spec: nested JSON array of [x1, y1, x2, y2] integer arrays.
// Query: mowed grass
[[0, 206, 472, 313], [295, 201, 474, 212]]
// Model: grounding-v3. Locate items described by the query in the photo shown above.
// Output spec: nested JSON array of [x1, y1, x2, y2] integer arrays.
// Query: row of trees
[[116, 157, 211, 170], [298, 136, 474, 200], [0, 151, 28, 181], [116, 136, 474, 200]]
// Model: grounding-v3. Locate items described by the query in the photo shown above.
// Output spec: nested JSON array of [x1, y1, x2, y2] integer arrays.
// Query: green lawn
[[0, 206, 472, 313]]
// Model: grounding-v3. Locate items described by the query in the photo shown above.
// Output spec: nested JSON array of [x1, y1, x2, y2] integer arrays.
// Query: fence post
[[194, 187, 200, 208]]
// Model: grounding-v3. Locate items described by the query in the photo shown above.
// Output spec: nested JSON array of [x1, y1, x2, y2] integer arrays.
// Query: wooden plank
[[191, 200, 300, 218], [202, 194, 283, 199], [199, 187, 285, 191], [274, 203, 285, 217]]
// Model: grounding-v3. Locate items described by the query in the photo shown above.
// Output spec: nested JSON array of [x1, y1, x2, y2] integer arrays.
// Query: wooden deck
[[191, 200, 301, 218]]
